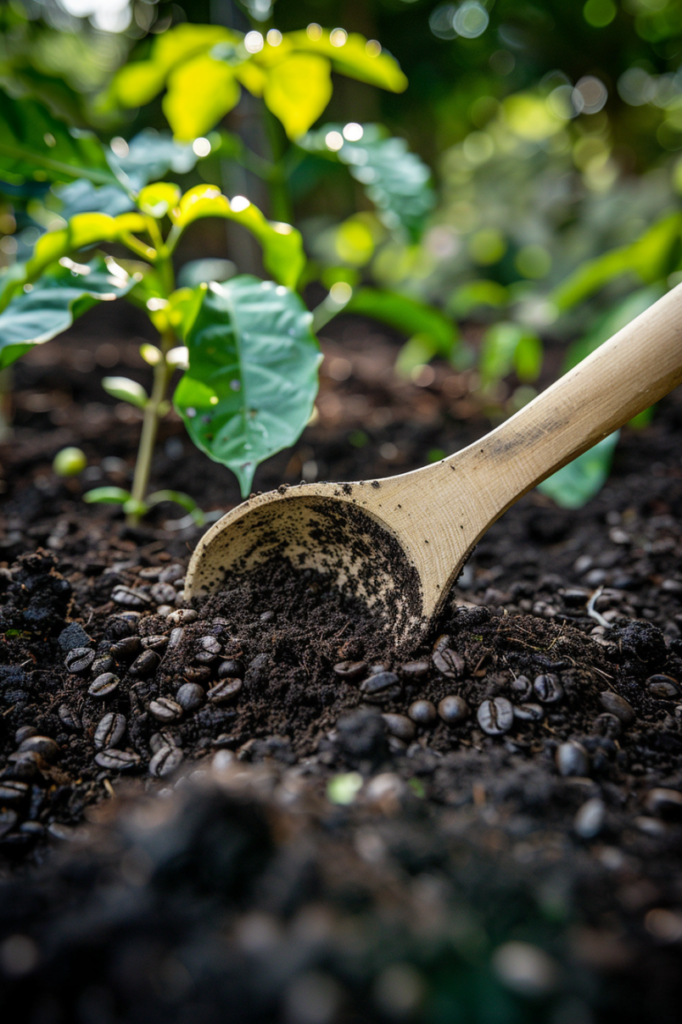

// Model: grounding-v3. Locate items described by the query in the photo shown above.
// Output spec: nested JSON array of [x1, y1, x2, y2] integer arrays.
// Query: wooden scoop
[[185, 285, 682, 634]]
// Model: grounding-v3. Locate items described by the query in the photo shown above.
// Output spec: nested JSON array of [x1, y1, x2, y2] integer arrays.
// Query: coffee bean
[[218, 659, 245, 680], [575, 798, 605, 839], [599, 691, 635, 725], [592, 712, 621, 738], [432, 634, 451, 653], [64, 646, 95, 674], [381, 713, 416, 742], [94, 713, 126, 750], [401, 660, 430, 678], [110, 637, 141, 660], [94, 749, 141, 770], [168, 626, 185, 649], [151, 582, 177, 604], [167, 609, 197, 625], [149, 697, 183, 723], [0, 810, 17, 839], [644, 788, 682, 818], [159, 563, 185, 584], [408, 699, 437, 725], [184, 666, 211, 683], [7, 753, 40, 780], [105, 616, 136, 640], [333, 661, 367, 680], [647, 675, 679, 699], [112, 585, 151, 608], [14, 726, 36, 745], [140, 634, 169, 652], [92, 655, 115, 675], [195, 636, 221, 664], [149, 744, 183, 777], [18, 735, 59, 760], [208, 678, 242, 703], [533, 674, 564, 703], [438, 695, 470, 725], [88, 673, 121, 698], [513, 703, 544, 721], [360, 672, 400, 695], [58, 704, 82, 731], [556, 740, 590, 777], [129, 650, 160, 678], [477, 697, 514, 735], [432, 648, 465, 680], [176, 683, 205, 711], [0, 780, 29, 802], [511, 675, 532, 700]]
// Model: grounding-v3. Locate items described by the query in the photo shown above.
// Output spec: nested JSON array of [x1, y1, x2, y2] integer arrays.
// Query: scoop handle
[[451, 283, 682, 517]]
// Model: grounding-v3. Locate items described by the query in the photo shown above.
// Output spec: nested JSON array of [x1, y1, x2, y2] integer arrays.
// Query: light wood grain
[[186, 283, 682, 627]]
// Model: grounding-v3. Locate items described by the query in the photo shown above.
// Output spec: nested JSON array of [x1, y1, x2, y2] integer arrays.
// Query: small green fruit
[[53, 447, 87, 477]]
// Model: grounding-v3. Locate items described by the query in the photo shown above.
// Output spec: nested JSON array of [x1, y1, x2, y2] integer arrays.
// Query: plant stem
[[127, 327, 175, 526]]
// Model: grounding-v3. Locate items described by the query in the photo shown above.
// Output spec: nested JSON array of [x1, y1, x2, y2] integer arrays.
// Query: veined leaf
[[0, 91, 116, 187], [173, 276, 321, 495], [299, 124, 433, 238], [263, 55, 332, 140], [346, 287, 457, 356], [177, 186, 305, 289], [538, 432, 619, 509], [163, 56, 240, 141], [552, 213, 682, 312], [0, 256, 135, 370], [285, 30, 407, 92]]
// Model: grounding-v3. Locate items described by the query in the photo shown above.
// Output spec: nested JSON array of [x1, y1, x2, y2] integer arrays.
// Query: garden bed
[[1, 312, 682, 1021]]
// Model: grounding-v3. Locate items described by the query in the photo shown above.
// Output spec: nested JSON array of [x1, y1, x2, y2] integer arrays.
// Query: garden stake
[[186, 285, 682, 635]]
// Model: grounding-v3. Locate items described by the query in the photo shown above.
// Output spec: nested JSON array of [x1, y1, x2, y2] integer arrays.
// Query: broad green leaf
[[480, 322, 542, 386], [108, 129, 200, 191], [263, 55, 332, 140], [23, 211, 147, 285], [563, 286, 664, 372], [285, 30, 407, 92], [299, 124, 433, 238], [173, 276, 321, 495], [0, 92, 116, 187], [102, 376, 148, 409], [0, 256, 135, 369], [538, 432, 619, 509], [55, 179, 136, 219], [83, 487, 131, 504], [346, 288, 457, 356], [177, 186, 305, 289], [113, 24, 238, 107], [552, 214, 682, 312], [138, 182, 181, 219], [163, 55, 240, 141]]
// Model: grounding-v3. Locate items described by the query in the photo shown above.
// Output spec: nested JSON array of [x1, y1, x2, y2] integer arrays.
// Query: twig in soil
[[587, 586, 612, 629]]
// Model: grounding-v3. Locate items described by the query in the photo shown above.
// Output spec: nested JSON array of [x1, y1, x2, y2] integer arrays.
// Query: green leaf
[[0, 91, 117, 187], [263, 54, 332, 140], [552, 214, 682, 312], [479, 322, 542, 387], [102, 376, 148, 409], [563, 286, 664, 372], [285, 30, 407, 92], [55, 179, 136, 219], [147, 490, 205, 525], [138, 182, 181, 219], [538, 432, 619, 509], [176, 186, 305, 289], [299, 124, 433, 239], [173, 276, 321, 496], [448, 280, 510, 317], [108, 129, 200, 191], [83, 486, 132, 505], [0, 256, 135, 370], [346, 287, 457, 357], [163, 55, 240, 141]]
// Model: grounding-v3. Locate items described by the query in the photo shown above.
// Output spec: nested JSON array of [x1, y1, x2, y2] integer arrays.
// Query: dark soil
[[1, 309, 682, 1022]]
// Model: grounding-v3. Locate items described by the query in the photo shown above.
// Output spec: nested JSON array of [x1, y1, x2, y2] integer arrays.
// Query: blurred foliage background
[[2, 0, 682, 501]]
